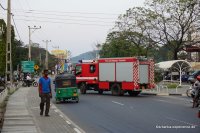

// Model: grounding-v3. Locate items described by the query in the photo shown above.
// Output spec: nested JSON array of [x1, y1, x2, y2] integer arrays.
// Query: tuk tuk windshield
[[56, 79, 76, 88]]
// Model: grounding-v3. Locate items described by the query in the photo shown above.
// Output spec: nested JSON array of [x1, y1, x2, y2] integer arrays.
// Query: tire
[[128, 91, 141, 96], [128, 91, 134, 96], [56, 99, 60, 104], [22, 82, 27, 87], [80, 83, 87, 94], [98, 89, 103, 94], [194, 94, 200, 107], [186, 89, 191, 97], [111, 84, 124, 96], [76, 98, 79, 103], [33, 82, 38, 87]]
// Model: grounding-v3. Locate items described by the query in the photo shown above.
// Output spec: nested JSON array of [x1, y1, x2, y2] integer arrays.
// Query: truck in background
[[75, 57, 155, 96]]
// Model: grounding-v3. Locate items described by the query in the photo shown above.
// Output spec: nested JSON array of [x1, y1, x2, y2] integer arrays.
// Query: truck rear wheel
[[80, 83, 87, 94], [98, 89, 103, 94], [111, 84, 124, 96]]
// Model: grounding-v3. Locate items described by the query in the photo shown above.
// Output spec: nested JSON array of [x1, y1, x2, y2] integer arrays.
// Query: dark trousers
[[40, 93, 50, 115], [27, 80, 30, 87]]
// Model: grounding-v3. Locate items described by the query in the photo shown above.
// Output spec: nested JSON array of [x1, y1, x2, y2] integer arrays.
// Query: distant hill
[[70, 50, 98, 63]]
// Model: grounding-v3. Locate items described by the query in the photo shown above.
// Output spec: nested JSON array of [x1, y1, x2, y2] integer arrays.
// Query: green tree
[[115, 7, 158, 57], [0, 19, 7, 76], [100, 31, 138, 58], [145, 0, 200, 59]]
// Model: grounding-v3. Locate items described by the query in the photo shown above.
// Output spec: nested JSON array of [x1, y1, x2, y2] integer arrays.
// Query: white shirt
[[26, 75, 31, 80]]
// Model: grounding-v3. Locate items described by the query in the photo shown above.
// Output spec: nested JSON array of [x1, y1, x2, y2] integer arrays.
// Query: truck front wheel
[[111, 84, 124, 96], [80, 83, 87, 94]]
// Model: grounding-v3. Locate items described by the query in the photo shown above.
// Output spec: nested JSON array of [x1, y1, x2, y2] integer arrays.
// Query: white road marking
[[166, 117, 198, 127], [112, 101, 124, 106], [66, 120, 71, 125], [74, 128, 82, 133], [54, 109, 58, 113]]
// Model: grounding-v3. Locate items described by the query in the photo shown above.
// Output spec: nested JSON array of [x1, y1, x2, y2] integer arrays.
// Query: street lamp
[[28, 26, 41, 61]]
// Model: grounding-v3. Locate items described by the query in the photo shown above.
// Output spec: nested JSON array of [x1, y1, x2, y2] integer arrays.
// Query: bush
[[166, 83, 180, 89]]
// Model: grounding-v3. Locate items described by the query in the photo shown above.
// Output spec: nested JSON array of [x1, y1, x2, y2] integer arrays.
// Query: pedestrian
[[26, 74, 31, 87], [38, 70, 52, 116], [192, 76, 200, 108]]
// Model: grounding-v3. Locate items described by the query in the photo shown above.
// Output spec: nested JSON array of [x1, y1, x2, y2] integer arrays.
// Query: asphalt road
[[52, 90, 200, 133]]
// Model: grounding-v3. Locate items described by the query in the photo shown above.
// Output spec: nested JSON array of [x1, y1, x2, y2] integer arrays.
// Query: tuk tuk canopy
[[55, 73, 76, 88]]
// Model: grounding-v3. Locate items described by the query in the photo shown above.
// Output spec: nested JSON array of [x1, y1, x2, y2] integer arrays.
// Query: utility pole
[[43, 40, 51, 69], [39, 53, 42, 66], [5, 0, 13, 84], [28, 26, 41, 61]]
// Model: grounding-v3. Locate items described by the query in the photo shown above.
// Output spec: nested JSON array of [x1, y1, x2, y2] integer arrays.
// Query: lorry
[[75, 57, 155, 96]]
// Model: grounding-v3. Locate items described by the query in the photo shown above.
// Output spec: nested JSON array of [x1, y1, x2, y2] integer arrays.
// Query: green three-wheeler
[[54, 73, 79, 103]]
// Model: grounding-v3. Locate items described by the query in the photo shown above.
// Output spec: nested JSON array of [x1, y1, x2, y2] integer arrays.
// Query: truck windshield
[[75, 65, 82, 75]]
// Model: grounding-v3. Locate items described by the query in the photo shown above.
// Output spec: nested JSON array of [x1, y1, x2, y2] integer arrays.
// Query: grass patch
[[164, 83, 180, 89]]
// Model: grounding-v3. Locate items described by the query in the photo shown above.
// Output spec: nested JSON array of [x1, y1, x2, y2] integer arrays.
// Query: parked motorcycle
[[186, 85, 200, 108], [186, 86, 195, 98], [22, 79, 38, 87]]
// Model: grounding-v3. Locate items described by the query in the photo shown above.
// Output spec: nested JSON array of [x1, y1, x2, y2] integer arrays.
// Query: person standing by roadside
[[26, 74, 31, 87], [38, 70, 52, 116]]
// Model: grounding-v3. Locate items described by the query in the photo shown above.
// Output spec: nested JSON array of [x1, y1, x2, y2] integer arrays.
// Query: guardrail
[[175, 84, 191, 93], [142, 82, 191, 95]]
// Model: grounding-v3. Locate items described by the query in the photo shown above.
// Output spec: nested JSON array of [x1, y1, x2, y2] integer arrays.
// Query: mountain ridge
[[70, 50, 98, 63]]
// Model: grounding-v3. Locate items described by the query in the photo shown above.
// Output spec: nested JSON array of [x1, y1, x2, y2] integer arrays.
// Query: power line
[[15, 18, 113, 27], [14, 11, 116, 20], [0, 3, 7, 10], [13, 9, 118, 16], [11, 15, 22, 41], [13, 14, 114, 24]]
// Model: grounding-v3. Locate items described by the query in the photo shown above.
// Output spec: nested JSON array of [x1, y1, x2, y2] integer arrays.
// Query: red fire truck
[[75, 57, 155, 96]]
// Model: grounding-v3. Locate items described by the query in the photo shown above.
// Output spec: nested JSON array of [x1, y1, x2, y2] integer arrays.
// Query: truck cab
[[75, 60, 99, 94]]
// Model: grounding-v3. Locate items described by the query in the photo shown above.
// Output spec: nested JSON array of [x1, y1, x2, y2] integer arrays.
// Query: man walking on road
[[38, 70, 52, 116]]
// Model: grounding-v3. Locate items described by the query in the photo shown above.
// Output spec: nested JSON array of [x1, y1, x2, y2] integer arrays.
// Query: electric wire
[[0, 3, 6, 10], [13, 8, 118, 16], [14, 11, 116, 20], [14, 18, 113, 27], [11, 15, 22, 41], [13, 14, 114, 24]]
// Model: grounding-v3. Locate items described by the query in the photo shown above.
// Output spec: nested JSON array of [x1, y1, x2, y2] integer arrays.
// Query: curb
[[51, 103, 86, 133], [141, 92, 157, 96], [169, 93, 182, 96]]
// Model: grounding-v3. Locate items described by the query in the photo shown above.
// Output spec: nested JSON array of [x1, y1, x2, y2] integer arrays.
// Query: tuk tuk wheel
[[76, 98, 79, 103], [56, 99, 60, 104]]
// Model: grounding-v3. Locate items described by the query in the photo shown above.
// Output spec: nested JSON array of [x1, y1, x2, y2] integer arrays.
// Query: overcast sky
[[0, 0, 145, 57]]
